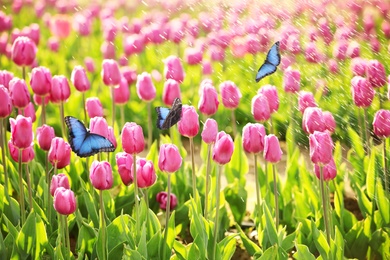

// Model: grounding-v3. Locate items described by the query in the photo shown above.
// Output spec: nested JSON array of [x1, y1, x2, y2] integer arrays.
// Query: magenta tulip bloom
[[184, 47, 202, 65], [283, 68, 300, 93], [251, 93, 271, 122], [163, 79, 181, 106], [50, 14, 71, 39], [84, 57, 95, 73], [243, 123, 266, 154], [201, 118, 218, 144], [50, 75, 71, 103], [314, 158, 337, 181], [11, 36, 37, 67], [30, 66, 52, 96], [53, 187, 76, 215], [258, 85, 279, 113], [101, 59, 121, 86], [212, 131, 234, 165], [302, 107, 326, 134], [367, 59, 386, 88], [89, 160, 113, 190], [202, 60, 213, 75], [71, 65, 90, 92], [21, 102, 36, 122], [158, 144, 182, 173], [298, 91, 317, 113], [309, 131, 334, 166], [114, 77, 130, 105], [85, 97, 104, 118], [133, 158, 156, 188], [178, 105, 200, 138], [121, 122, 145, 154], [0, 70, 14, 90], [9, 78, 30, 109], [89, 116, 109, 138], [8, 141, 34, 163], [373, 109, 390, 138], [156, 192, 178, 210], [351, 76, 375, 108], [36, 124, 55, 151], [116, 152, 134, 186], [264, 134, 283, 163], [121, 66, 137, 85], [198, 84, 219, 116], [323, 111, 336, 134], [10, 115, 33, 149], [107, 126, 117, 148], [123, 34, 145, 56], [136, 72, 156, 102], [0, 85, 12, 118], [48, 137, 71, 169], [219, 81, 242, 109], [164, 55, 185, 83], [50, 173, 70, 196]]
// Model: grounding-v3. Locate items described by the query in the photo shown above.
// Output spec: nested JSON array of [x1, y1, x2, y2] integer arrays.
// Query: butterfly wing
[[156, 107, 171, 130], [256, 63, 277, 82], [255, 41, 281, 83], [155, 98, 182, 130], [64, 116, 88, 154]]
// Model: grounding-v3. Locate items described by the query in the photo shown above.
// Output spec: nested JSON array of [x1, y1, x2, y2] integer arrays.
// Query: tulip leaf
[[376, 178, 390, 224], [347, 127, 365, 159], [366, 148, 377, 199], [330, 226, 344, 260], [311, 220, 329, 260], [137, 223, 148, 259], [293, 244, 316, 260], [236, 225, 261, 256], [16, 212, 36, 258], [173, 240, 188, 260], [257, 244, 278, 260], [225, 134, 248, 186], [263, 203, 278, 246], [34, 214, 48, 258], [82, 188, 99, 227], [224, 179, 247, 224], [107, 215, 133, 255], [146, 231, 161, 259]]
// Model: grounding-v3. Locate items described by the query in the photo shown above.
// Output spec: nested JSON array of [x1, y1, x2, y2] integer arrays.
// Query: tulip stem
[[22, 66, 26, 81], [254, 154, 263, 230], [64, 215, 71, 260], [231, 109, 237, 137], [120, 105, 125, 129], [204, 144, 212, 219], [269, 116, 274, 135], [363, 108, 371, 155], [18, 149, 26, 225], [189, 137, 197, 204], [41, 97, 46, 125], [132, 153, 139, 237], [147, 102, 152, 149], [99, 190, 107, 260], [82, 92, 87, 126], [319, 166, 331, 245], [384, 139, 388, 193], [272, 164, 279, 228], [60, 102, 66, 139], [162, 173, 172, 260], [0, 118, 9, 196], [111, 86, 116, 132], [25, 164, 33, 210], [47, 165, 53, 232], [212, 164, 223, 260]]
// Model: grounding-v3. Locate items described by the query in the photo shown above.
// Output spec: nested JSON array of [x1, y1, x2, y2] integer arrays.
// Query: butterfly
[[255, 41, 281, 83], [64, 116, 115, 157], [155, 98, 182, 130]]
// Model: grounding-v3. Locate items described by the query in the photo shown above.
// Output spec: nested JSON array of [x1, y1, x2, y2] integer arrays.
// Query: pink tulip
[[0, 85, 12, 118], [201, 118, 218, 144], [20, 102, 36, 122], [212, 131, 234, 165], [33, 94, 50, 106], [132, 158, 156, 188], [164, 55, 185, 83], [219, 81, 241, 109], [332, 40, 348, 60], [9, 78, 30, 110], [50, 14, 71, 39], [283, 68, 300, 93], [101, 59, 121, 86], [158, 143, 182, 173], [53, 187, 76, 215], [101, 41, 116, 59], [198, 84, 219, 116], [314, 157, 337, 181], [114, 77, 130, 105], [71, 65, 90, 92], [73, 13, 91, 36], [350, 57, 367, 76], [202, 60, 213, 75], [367, 60, 387, 88], [48, 137, 71, 169], [347, 41, 360, 58], [264, 134, 283, 163], [89, 117, 109, 138], [388, 76, 390, 101], [36, 124, 55, 151], [116, 152, 134, 186], [47, 37, 59, 52], [351, 76, 375, 108], [184, 47, 202, 65], [50, 173, 70, 196], [370, 38, 381, 53], [382, 20, 390, 38], [85, 97, 104, 118], [209, 45, 225, 62], [373, 109, 390, 138], [163, 79, 181, 106], [298, 91, 317, 114], [50, 75, 70, 103], [107, 126, 116, 148], [124, 34, 145, 56], [156, 192, 178, 210], [310, 131, 333, 166], [89, 160, 113, 190], [30, 66, 52, 96], [302, 107, 326, 134], [323, 111, 336, 134], [230, 36, 247, 58], [242, 123, 266, 154], [8, 141, 34, 163], [11, 36, 37, 67], [0, 70, 14, 90], [136, 72, 156, 102], [258, 85, 279, 113], [305, 42, 322, 63], [245, 34, 261, 55], [84, 57, 95, 73], [10, 115, 33, 149], [251, 93, 270, 122], [121, 122, 145, 154], [121, 66, 137, 85], [178, 105, 200, 138]]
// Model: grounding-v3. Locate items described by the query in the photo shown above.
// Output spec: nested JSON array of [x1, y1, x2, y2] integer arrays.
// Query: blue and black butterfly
[[155, 98, 182, 130], [64, 116, 115, 157], [255, 41, 281, 82]]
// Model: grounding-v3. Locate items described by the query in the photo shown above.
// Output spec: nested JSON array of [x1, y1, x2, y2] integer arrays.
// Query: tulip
[[71, 65, 90, 92], [201, 118, 218, 144], [30, 66, 52, 96], [283, 68, 300, 93], [10, 115, 33, 149], [107, 126, 116, 148], [11, 36, 37, 67], [347, 41, 360, 58], [367, 60, 386, 88], [298, 91, 317, 113], [101, 41, 116, 59], [178, 105, 200, 138], [351, 76, 375, 108], [0, 70, 14, 90], [332, 40, 348, 60], [132, 158, 156, 188], [209, 45, 225, 62], [47, 37, 59, 52], [114, 77, 130, 105], [184, 47, 202, 65], [89, 160, 113, 190], [156, 192, 178, 210], [251, 93, 270, 122], [263, 134, 283, 163], [85, 97, 104, 118], [121, 122, 145, 154], [350, 57, 367, 76], [163, 79, 181, 106], [309, 131, 334, 166], [258, 85, 279, 113], [73, 13, 91, 36], [84, 57, 95, 73], [121, 66, 137, 85], [302, 107, 326, 134], [136, 72, 156, 101], [305, 42, 323, 63], [242, 123, 266, 154], [373, 109, 390, 138], [323, 111, 336, 134], [0, 85, 12, 118], [53, 187, 76, 215], [212, 131, 234, 165], [116, 152, 134, 186], [48, 137, 71, 169], [219, 81, 241, 109], [33, 94, 50, 106], [50, 75, 70, 103], [158, 144, 182, 173], [8, 141, 34, 163], [123, 34, 145, 56], [90, 116, 109, 138], [50, 173, 70, 196], [21, 102, 36, 122], [202, 60, 213, 75], [314, 158, 337, 181], [101, 59, 121, 86], [36, 124, 55, 151], [164, 55, 185, 83], [9, 78, 30, 110], [198, 84, 219, 116], [50, 14, 71, 39]]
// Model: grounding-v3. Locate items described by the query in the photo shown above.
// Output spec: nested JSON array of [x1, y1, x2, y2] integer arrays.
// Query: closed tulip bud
[[212, 131, 234, 165], [305, 42, 323, 63], [302, 107, 326, 134], [84, 57, 95, 73], [30, 66, 52, 96], [102, 59, 121, 86], [309, 131, 333, 165], [90, 116, 108, 138], [8, 141, 34, 163], [184, 47, 202, 65], [89, 160, 113, 190], [73, 13, 92, 36], [350, 57, 367, 76], [20, 102, 36, 122], [332, 40, 348, 60], [116, 152, 134, 186], [201, 118, 218, 144], [53, 187, 76, 215], [202, 60, 213, 75], [388, 76, 390, 101], [85, 97, 104, 118], [121, 66, 137, 85], [242, 123, 266, 154], [159, 144, 182, 173], [114, 77, 130, 105], [71, 65, 90, 92], [178, 105, 200, 138], [33, 94, 50, 106], [0, 70, 14, 90], [0, 85, 12, 118], [283, 68, 300, 93], [50, 14, 71, 39], [258, 85, 279, 113], [11, 36, 37, 67], [198, 84, 219, 116], [373, 109, 390, 138], [136, 72, 156, 101], [264, 134, 283, 163], [121, 122, 145, 154], [298, 91, 317, 113], [132, 158, 156, 188], [351, 76, 375, 108], [48, 137, 71, 169], [323, 111, 336, 134], [156, 191, 178, 210], [101, 41, 116, 59], [50, 173, 70, 196], [50, 75, 71, 103], [251, 93, 270, 122], [314, 157, 337, 181], [328, 59, 339, 74], [124, 34, 145, 56], [9, 78, 30, 109], [10, 115, 33, 149], [163, 79, 181, 106], [210, 45, 225, 62], [347, 41, 360, 58], [47, 37, 59, 52], [367, 60, 386, 88], [36, 124, 55, 151], [164, 55, 185, 83], [219, 81, 241, 109], [107, 126, 116, 148]]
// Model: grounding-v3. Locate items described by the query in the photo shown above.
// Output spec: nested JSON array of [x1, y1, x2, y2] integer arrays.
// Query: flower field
[[1, 0, 390, 259]]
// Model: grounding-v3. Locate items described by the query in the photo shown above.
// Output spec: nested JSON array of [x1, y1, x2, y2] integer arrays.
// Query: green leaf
[[347, 127, 365, 159], [82, 189, 99, 227], [293, 244, 316, 260], [281, 229, 296, 252], [236, 225, 261, 256], [187, 242, 201, 260], [0, 226, 7, 260], [146, 231, 162, 259], [376, 178, 390, 224], [311, 220, 329, 260], [330, 226, 344, 260], [34, 214, 48, 258], [107, 215, 133, 255], [218, 234, 237, 260], [263, 204, 278, 246], [258, 244, 278, 260], [161, 211, 176, 260], [224, 134, 248, 186], [366, 149, 377, 199], [344, 218, 370, 258], [224, 179, 247, 224], [16, 212, 36, 258], [138, 223, 148, 259], [173, 240, 187, 260]]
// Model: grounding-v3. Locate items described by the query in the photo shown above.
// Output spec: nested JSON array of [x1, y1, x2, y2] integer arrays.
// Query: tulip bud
[[163, 79, 181, 106], [50, 14, 71, 39], [114, 77, 130, 105], [84, 57, 95, 73], [184, 47, 202, 65], [0, 70, 14, 90], [156, 191, 178, 210], [30, 66, 52, 96], [158, 144, 182, 173], [89, 160, 113, 190], [283, 68, 300, 93], [302, 107, 326, 134], [373, 109, 390, 138], [121, 66, 137, 85], [133, 158, 156, 188], [48, 137, 71, 169], [314, 158, 337, 181], [36, 124, 55, 151], [212, 131, 234, 165], [367, 60, 386, 88], [164, 55, 185, 83], [121, 122, 145, 154], [323, 111, 336, 134], [264, 134, 283, 163], [71, 65, 90, 92], [251, 93, 270, 122], [258, 85, 279, 113], [350, 57, 367, 76], [198, 84, 219, 116], [85, 97, 104, 118], [9, 78, 30, 109], [242, 123, 266, 154], [298, 91, 317, 113], [102, 59, 121, 86], [11, 36, 37, 67], [50, 75, 71, 103], [309, 131, 334, 166], [201, 118, 218, 144], [219, 81, 242, 109], [351, 76, 375, 108], [8, 141, 34, 163], [136, 72, 156, 101], [20, 102, 36, 122], [10, 115, 33, 149], [50, 173, 70, 196], [0, 85, 12, 118], [178, 105, 200, 138], [124, 34, 145, 56], [116, 152, 134, 186], [89, 116, 109, 138], [53, 187, 76, 215]]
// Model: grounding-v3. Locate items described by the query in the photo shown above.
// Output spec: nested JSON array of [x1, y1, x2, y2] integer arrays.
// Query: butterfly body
[[255, 41, 281, 82], [155, 98, 182, 130], [64, 116, 115, 157]]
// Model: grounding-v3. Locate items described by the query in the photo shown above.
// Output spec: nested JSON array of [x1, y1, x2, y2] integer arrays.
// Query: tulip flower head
[[48, 137, 71, 169], [178, 105, 200, 138], [351, 76, 375, 108], [263, 134, 283, 163], [156, 191, 178, 210], [309, 131, 334, 166], [116, 152, 134, 186], [9, 78, 30, 110], [242, 123, 266, 154], [30, 66, 52, 96], [114, 77, 130, 105], [258, 85, 279, 113], [298, 91, 318, 114], [50, 173, 70, 196], [163, 79, 181, 106], [283, 68, 300, 93], [212, 131, 234, 165], [53, 187, 76, 215], [89, 160, 113, 190], [36, 124, 55, 151], [50, 75, 71, 104], [219, 81, 242, 109], [121, 122, 145, 154], [164, 55, 185, 83], [251, 93, 271, 122], [71, 65, 90, 92], [101, 59, 121, 86], [8, 141, 34, 163], [373, 109, 390, 139], [302, 107, 326, 134], [10, 115, 33, 149], [314, 157, 337, 181], [85, 97, 104, 118], [11, 36, 37, 67], [158, 144, 182, 173], [0, 85, 12, 118], [201, 118, 218, 144], [89, 116, 109, 138], [198, 83, 219, 116], [136, 72, 156, 102], [133, 158, 157, 188]]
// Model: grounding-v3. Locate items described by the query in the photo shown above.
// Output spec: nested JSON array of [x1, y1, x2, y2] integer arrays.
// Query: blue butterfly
[[155, 98, 182, 130], [255, 41, 281, 82], [64, 116, 115, 157]]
